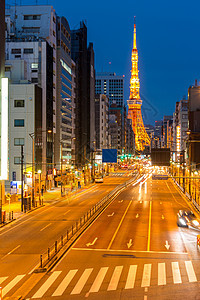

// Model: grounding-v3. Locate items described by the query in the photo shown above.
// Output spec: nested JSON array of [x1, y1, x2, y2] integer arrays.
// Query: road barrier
[[36, 172, 140, 272]]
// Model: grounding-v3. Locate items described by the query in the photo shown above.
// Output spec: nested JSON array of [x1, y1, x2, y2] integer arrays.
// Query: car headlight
[[180, 219, 187, 226], [192, 220, 199, 226]]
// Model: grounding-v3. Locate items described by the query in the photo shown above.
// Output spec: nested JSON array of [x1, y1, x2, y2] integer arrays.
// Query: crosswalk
[[0, 260, 199, 298]]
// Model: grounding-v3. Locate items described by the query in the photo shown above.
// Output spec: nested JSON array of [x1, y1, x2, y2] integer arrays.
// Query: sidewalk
[[1, 183, 96, 226]]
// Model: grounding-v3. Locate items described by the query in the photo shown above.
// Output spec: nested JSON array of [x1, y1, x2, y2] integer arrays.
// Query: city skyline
[[9, 0, 200, 125]]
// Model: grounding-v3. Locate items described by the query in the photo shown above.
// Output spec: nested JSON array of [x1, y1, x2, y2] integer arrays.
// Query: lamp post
[[29, 133, 35, 207], [61, 142, 63, 196], [38, 170, 41, 205]]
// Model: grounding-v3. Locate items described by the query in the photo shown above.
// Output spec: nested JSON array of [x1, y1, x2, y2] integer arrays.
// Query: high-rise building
[[71, 22, 96, 168], [55, 16, 74, 171], [95, 94, 109, 150], [5, 5, 57, 178], [5, 60, 42, 184], [172, 99, 188, 163], [188, 80, 200, 168], [109, 104, 125, 155], [95, 72, 124, 107]]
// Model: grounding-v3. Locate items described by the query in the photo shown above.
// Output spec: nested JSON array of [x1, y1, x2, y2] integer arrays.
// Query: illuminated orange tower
[[127, 18, 150, 151]]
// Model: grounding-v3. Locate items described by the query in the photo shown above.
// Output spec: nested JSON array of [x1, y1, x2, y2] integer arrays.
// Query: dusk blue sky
[[11, 0, 200, 125]]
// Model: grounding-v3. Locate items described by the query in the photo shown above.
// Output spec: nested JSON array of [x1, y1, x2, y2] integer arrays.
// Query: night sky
[[11, 0, 200, 125]]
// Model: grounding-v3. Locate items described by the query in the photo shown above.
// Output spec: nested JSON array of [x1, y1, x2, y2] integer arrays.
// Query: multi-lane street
[[1, 173, 200, 299]]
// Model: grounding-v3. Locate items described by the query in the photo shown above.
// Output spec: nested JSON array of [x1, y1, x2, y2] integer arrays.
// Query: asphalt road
[[17, 175, 200, 300], [0, 175, 130, 282]]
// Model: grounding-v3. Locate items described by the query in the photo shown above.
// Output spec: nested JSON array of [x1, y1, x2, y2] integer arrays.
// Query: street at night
[[1, 172, 200, 299]]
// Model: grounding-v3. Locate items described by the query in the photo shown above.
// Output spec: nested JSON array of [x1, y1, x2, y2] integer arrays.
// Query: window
[[14, 100, 24, 107], [24, 48, 33, 54], [14, 138, 24, 146], [31, 63, 38, 69], [14, 119, 24, 127], [22, 27, 40, 33], [11, 49, 21, 54], [31, 78, 38, 83], [24, 15, 41, 20], [14, 157, 21, 164]]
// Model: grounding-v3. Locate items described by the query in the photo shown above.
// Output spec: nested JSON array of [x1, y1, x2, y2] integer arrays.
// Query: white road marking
[[40, 223, 52, 232], [165, 241, 170, 250], [2, 274, 25, 297], [158, 263, 166, 285], [32, 271, 61, 298], [127, 239, 133, 249], [107, 266, 123, 291], [185, 261, 197, 282], [141, 264, 151, 287], [86, 237, 98, 247], [1, 245, 21, 260], [64, 209, 71, 215], [52, 269, 78, 296], [71, 268, 93, 295], [88, 267, 108, 293], [107, 212, 114, 217], [172, 262, 182, 284], [125, 265, 137, 289], [0, 277, 8, 284]]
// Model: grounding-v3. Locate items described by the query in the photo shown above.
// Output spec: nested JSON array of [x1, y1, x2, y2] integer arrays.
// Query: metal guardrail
[[36, 172, 140, 272]]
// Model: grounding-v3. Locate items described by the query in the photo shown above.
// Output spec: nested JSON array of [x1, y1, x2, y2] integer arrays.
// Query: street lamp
[[38, 170, 42, 204]]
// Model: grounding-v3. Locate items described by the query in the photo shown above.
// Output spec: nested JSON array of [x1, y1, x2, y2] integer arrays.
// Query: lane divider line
[[147, 202, 152, 252], [107, 201, 132, 250]]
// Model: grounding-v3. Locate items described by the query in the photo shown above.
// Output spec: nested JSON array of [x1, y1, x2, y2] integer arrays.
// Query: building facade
[[71, 22, 96, 168], [5, 5, 57, 177], [95, 94, 109, 150], [95, 72, 124, 107]]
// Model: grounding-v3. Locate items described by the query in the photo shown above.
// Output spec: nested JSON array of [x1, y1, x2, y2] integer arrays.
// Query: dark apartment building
[[71, 21, 95, 168]]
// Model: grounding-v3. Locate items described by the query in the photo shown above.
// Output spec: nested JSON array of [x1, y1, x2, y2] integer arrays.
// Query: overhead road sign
[[151, 148, 170, 166], [102, 149, 117, 163]]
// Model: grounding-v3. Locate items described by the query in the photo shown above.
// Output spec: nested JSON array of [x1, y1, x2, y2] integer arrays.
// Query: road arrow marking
[[136, 214, 139, 218], [108, 212, 114, 217], [165, 240, 170, 250], [118, 200, 123, 203], [86, 237, 98, 247], [162, 215, 165, 220], [127, 239, 133, 249]]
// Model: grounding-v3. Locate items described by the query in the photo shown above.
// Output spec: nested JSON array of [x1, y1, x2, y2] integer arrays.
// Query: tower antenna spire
[[133, 16, 137, 49]]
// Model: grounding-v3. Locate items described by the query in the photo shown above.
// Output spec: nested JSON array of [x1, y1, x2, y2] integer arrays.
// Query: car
[[177, 210, 200, 229], [95, 176, 103, 183]]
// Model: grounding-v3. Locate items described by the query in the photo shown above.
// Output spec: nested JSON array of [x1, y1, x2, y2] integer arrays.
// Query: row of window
[[24, 15, 41, 20], [11, 48, 33, 54]]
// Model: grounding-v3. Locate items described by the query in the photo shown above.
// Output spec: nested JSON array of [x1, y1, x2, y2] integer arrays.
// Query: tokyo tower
[[127, 18, 150, 152]]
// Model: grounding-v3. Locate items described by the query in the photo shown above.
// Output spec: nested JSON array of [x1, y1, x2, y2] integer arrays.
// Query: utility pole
[[21, 145, 24, 212], [61, 143, 63, 196]]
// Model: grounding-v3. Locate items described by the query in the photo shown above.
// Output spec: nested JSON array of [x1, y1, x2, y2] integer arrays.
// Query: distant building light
[[31, 63, 38, 69], [60, 59, 71, 74]]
